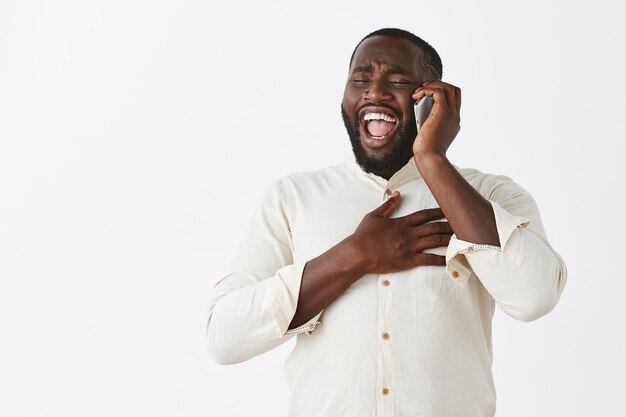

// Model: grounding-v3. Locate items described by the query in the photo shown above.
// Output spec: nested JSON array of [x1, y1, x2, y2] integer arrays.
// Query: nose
[[364, 78, 393, 103]]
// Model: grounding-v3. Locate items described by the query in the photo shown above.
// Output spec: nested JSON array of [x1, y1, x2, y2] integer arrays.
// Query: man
[[205, 28, 567, 417]]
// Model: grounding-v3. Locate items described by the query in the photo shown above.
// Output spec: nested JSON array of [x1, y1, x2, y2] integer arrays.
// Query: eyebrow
[[352, 64, 411, 76], [385, 66, 410, 75]]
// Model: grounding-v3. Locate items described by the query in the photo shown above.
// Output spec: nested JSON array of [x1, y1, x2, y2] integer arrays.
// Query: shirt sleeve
[[204, 177, 322, 365], [445, 175, 568, 322]]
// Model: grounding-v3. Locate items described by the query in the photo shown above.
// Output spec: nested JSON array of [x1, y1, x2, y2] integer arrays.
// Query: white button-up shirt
[[205, 156, 567, 417]]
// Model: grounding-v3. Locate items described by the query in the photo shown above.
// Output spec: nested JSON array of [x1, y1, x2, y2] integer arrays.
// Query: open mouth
[[359, 108, 399, 148]]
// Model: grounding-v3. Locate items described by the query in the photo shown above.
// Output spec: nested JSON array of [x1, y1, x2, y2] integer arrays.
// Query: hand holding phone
[[411, 80, 462, 156]]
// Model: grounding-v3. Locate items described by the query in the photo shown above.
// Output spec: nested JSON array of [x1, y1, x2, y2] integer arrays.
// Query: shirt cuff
[[284, 310, 323, 336], [261, 262, 323, 339], [445, 200, 530, 286]]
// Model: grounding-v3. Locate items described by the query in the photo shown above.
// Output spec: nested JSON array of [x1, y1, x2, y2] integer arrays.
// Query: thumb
[[371, 191, 401, 218]]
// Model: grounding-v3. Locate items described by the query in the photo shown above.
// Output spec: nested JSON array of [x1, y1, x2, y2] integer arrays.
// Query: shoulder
[[255, 162, 350, 223], [454, 165, 530, 201], [272, 161, 351, 194], [257, 161, 349, 209]]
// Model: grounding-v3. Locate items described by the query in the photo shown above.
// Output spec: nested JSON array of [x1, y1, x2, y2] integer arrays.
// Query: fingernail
[[422, 81, 429, 86]]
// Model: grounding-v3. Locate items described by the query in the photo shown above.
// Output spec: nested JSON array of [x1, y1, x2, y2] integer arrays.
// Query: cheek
[[398, 95, 416, 119], [342, 90, 358, 108], [343, 84, 365, 104]]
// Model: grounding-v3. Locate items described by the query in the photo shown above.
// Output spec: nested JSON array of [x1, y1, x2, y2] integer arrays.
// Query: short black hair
[[349, 28, 443, 81]]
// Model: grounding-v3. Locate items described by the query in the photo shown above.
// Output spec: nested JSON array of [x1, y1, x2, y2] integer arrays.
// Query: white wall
[[1, 0, 624, 416]]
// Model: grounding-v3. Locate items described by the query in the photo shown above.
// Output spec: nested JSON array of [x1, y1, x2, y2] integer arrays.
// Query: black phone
[[414, 96, 433, 133]]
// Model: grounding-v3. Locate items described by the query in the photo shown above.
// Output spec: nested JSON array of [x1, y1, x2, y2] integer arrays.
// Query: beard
[[341, 103, 418, 180]]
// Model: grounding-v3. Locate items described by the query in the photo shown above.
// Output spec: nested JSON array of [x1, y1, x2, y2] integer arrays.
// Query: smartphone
[[414, 96, 433, 133]]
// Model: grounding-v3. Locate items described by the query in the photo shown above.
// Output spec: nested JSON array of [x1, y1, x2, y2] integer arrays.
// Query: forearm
[[414, 151, 500, 246], [288, 235, 367, 329]]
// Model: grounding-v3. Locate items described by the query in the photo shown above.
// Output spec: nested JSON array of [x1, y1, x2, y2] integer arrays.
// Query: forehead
[[350, 36, 423, 76]]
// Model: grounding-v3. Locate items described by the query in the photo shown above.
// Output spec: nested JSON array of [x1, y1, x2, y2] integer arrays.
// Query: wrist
[[341, 234, 373, 277], [413, 148, 447, 162]]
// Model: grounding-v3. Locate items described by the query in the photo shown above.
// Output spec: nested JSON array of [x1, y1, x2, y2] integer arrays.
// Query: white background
[[1, 0, 625, 416]]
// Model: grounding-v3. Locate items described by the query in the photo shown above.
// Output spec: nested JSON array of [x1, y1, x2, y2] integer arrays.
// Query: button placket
[[377, 273, 393, 416], [378, 185, 395, 416]]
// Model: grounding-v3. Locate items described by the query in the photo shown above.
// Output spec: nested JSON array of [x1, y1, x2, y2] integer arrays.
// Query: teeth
[[363, 112, 397, 123]]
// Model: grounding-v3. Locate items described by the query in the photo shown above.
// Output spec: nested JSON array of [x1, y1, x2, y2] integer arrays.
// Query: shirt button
[[452, 270, 459, 278], [385, 189, 393, 197], [382, 332, 390, 340], [382, 387, 390, 395], [382, 279, 391, 287], [467, 245, 474, 252]]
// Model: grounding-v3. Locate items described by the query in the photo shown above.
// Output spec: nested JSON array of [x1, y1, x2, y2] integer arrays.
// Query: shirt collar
[[344, 153, 422, 189]]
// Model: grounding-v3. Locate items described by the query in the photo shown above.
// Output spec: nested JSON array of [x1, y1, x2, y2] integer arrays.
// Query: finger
[[400, 207, 445, 226], [423, 86, 448, 107], [411, 87, 425, 101], [421, 81, 455, 106], [438, 82, 456, 108], [413, 233, 452, 253], [454, 86, 462, 115], [412, 83, 447, 107], [410, 220, 453, 237], [371, 191, 401, 218], [412, 253, 447, 267]]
